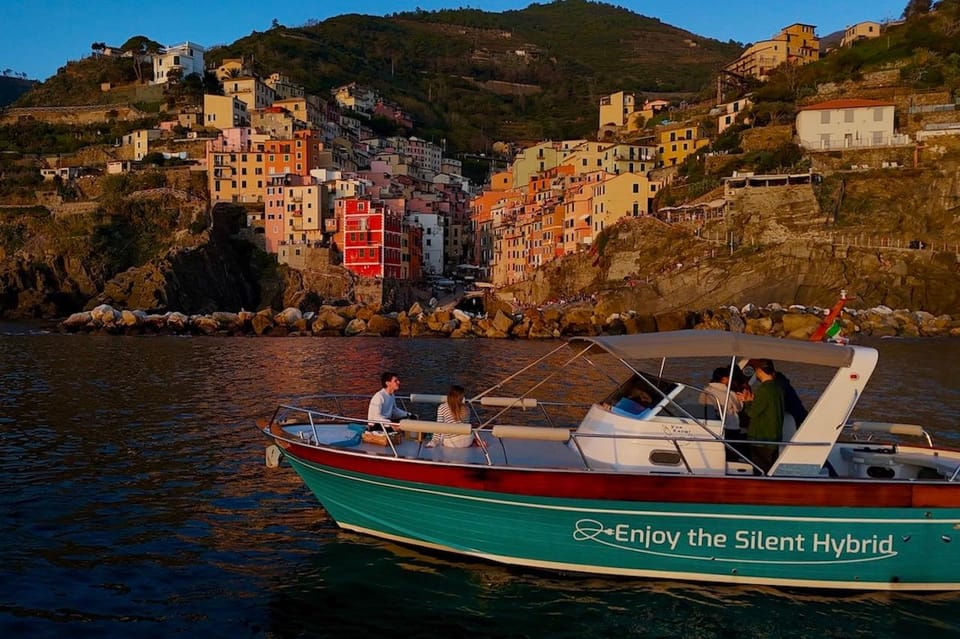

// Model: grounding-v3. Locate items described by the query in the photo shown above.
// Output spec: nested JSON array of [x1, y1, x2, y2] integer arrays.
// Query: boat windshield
[[602, 373, 679, 415]]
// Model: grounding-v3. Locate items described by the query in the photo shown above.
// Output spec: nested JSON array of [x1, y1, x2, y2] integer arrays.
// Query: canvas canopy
[[570, 330, 857, 368]]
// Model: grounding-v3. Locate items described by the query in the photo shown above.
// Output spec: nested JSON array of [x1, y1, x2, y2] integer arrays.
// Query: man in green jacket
[[745, 360, 785, 474]]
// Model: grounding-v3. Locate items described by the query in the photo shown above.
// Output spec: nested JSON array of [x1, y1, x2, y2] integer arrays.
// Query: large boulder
[[559, 305, 596, 335], [782, 312, 822, 340], [251, 311, 274, 336], [367, 314, 400, 337], [344, 318, 367, 336]]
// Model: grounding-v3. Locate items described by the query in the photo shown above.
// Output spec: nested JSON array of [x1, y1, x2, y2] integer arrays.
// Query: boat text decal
[[572, 519, 898, 564]]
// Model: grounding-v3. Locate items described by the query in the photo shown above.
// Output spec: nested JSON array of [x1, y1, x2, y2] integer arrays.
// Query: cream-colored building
[[332, 83, 377, 115], [841, 21, 882, 48], [122, 128, 161, 160], [511, 140, 587, 187], [203, 94, 249, 130], [214, 58, 251, 81], [265, 73, 305, 100], [152, 42, 206, 85], [223, 76, 277, 111], [273, 97, 324, 129], [251, 106, 305, 139], [795, 99, 902, 150], [718, 96, 752, 134]]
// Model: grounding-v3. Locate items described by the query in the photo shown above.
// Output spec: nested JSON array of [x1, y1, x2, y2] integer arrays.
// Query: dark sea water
[[3, 325, 960, 638]]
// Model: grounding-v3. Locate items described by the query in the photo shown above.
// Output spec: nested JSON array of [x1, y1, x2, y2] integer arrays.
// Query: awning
[[569, 330, 856, 368]]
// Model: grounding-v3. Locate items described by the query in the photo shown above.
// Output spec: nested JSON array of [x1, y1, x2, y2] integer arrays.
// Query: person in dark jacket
[[747, 359, 807, 425], [744, 360, 785, 474]]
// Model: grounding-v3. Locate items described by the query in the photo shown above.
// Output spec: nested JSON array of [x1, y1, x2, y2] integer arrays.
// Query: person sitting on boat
[[367, 371, 414, 432], [427, 384, 475, 448], [603, 375, 654, 417], [744, 360, 785, 474]]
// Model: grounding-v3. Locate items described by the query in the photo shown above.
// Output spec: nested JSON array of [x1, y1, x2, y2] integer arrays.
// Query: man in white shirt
[[367, 371, 412, 430]]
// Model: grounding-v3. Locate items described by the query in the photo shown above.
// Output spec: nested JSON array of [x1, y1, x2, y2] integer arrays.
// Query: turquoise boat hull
[[285, 454, 960, 590]]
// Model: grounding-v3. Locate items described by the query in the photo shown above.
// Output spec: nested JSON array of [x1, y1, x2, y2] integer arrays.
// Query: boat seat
[[610, 397, 650, 419], [892, 453, 960, 478]]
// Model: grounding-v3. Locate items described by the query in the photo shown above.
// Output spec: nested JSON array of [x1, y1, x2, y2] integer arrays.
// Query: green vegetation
[[206, 0, 740, 152], [746, 0, 960, 121], [0, 118, 161, 155], [0, 76, 36, 107]]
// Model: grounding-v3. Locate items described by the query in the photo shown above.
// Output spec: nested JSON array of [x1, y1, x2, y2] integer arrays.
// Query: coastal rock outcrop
[[58, 301, 960, 340]]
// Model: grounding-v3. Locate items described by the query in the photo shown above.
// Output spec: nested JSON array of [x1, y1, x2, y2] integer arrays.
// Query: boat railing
[[264, 404, 847, 476], [843, 421, 933, 448]]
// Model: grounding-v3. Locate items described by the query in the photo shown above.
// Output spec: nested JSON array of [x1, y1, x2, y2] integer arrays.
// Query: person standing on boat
[[744, 361, 785, 474], [367, 372, 414, 431], [428, 384, 475, 448], [746, 358, 808, 427]]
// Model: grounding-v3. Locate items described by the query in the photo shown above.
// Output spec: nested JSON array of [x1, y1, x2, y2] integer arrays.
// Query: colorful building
[[340, 199, 403, 279], [724, 23, 819, 81], [656, 124, 710, 167]]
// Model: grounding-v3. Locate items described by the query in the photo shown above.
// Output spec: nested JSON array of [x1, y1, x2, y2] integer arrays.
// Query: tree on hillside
[[122, 35, 164, 83], [903, 0, 933, 18]]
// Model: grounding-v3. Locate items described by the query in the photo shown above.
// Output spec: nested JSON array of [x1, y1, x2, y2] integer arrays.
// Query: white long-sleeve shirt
[[367, 389, 408, 425]]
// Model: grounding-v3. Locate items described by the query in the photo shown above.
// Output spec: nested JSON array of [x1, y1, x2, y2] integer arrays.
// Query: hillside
[[15, 1, 740, 152], [210, 2, 740, 149], [0, 76, 36, 107]]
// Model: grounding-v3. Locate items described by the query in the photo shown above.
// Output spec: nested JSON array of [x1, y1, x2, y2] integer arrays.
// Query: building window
[[844, 110, 855, 123], [820, 111, 831, 125], [873, 108, 884, 122]]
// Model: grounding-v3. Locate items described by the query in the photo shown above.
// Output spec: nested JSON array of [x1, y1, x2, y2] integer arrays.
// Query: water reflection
[[2, 334, 960, 637]]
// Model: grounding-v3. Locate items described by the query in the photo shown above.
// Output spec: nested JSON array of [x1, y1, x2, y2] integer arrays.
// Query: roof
[[799, 99, 894, 111], [570, 330, 859, 368]]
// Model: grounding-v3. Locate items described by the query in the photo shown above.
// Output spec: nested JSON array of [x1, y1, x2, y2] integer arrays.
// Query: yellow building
[[725, 23, 819, 81], [656, 125, 710, 167], [272, 97, 323, 128], [598, 91, 636, 128], [511, 140, 586, 188], [206, 132, 270, 204], [841, 21, 881, 48], [223, 76, 276, 111], [121, 128, 161, 161], [203, 94, 249, 130], [214, 58, 251, 81], [591, 172, 661, 234]]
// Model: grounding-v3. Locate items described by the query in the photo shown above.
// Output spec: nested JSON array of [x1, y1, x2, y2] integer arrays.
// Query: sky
[[3, 0, 909, 81]]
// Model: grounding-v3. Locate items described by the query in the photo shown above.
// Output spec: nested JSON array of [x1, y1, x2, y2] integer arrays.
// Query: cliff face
[[507, 164, 960, 317], [4, 156, 960, 320]]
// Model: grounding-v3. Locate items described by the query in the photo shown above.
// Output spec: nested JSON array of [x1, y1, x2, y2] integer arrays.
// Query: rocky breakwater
[[59, 299, 960, 340]]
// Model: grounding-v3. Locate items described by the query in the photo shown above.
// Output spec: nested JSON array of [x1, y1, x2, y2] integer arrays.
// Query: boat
[[258, 330, 960, 591]]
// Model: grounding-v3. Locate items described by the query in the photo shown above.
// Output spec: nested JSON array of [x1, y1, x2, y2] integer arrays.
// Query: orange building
[[263, 130, 326, 179]]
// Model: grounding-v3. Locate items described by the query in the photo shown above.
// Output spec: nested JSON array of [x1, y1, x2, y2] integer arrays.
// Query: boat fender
[[265, 444, 283, 468]]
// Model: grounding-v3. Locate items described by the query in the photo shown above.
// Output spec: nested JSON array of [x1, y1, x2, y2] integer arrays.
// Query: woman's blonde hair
[[447, 384, 466, 422]]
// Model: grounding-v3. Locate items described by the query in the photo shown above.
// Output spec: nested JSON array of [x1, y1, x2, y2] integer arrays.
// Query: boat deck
[[284, 423, 585, 469]]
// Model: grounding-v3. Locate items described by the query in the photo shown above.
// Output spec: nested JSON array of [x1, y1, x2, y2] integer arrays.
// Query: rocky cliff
[[506, 169, 960, 317]]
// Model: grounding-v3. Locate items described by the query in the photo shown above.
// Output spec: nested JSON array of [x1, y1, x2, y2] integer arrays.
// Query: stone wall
[[809, 146, 918, 172], [0, 105, 149, 126]]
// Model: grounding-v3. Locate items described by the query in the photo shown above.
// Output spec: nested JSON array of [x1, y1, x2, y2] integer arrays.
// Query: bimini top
[[570, 330, 860, 368]]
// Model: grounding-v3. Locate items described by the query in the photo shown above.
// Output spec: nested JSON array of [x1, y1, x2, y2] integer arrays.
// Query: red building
[[341, 198, 403, 278]]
